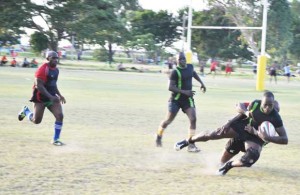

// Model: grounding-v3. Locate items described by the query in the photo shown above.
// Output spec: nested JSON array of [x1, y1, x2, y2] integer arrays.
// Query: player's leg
[[217, 141, 261, 175], [48, 102, 64, 146], [220, 138, 243, 165], [185, 107, 200, 152], [156, 100, 179, 147], [18, 102, 45, 123], [30, 103, 46, 124], [175, 126, 238, 151]]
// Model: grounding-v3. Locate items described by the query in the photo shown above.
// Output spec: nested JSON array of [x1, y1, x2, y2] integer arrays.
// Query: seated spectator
[[1, 55, 8, 66], [21, 58, 30, 67], [10, 58, 17, 67], [30, 58, 38, 68], [117, 62, 126, 71]]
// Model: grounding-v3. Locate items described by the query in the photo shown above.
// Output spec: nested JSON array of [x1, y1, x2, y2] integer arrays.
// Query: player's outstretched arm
[[259, 126, 288, 145]]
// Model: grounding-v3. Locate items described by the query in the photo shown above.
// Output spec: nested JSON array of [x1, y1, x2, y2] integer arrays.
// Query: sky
[[139, 0, 207, 13], [21, 0, 207, 46]]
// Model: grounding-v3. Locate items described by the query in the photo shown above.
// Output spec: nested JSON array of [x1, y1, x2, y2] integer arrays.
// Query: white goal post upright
[[186, 0, 268, 91]]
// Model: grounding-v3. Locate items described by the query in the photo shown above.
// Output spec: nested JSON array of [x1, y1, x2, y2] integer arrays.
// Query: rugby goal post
[[185, 0, 268, 91]]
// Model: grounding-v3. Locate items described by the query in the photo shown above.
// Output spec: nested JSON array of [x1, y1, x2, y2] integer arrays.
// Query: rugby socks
[[188, 129, 196, 138], [157, 126, 165, 137], [188, 129, 196, 143], [54, 121, 63, 141], [24, 107, 33, 121]]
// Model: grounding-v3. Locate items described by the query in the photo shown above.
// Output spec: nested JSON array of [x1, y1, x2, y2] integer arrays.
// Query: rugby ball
[[259, 121, 276, 137]]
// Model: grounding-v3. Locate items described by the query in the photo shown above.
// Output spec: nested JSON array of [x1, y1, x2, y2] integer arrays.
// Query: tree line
[[0, 0, 299, 65]]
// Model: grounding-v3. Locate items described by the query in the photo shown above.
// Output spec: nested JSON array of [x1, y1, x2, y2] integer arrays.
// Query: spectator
[[10, 58, 17, 67], [30, 58, 39, 68], [22, 58, 30, 67], [1, 55, 8, 66], [283, 63, 291, 82], [61, 50, 67, 59], [225, 59, 233, 76], [209, 59, 218, 77], [117, 62, 126, 71], [269, 61, 278, 84], [77, 50, 82, 60]]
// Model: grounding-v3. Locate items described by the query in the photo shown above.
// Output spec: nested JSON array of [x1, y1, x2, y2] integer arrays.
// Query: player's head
[[46, 51, 59, 67], [261, 91, 275, 114], [177, 52, 186, 68]]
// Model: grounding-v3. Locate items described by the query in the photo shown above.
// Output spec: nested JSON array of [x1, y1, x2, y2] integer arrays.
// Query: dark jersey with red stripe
[[30, 63, 59, 103], [169, 64, 194, 100]]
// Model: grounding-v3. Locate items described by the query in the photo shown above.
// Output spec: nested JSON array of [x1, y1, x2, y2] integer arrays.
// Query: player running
[[155, 52, 206, 152], [175, 91, 288, 175], [18, 51, 66, 146]]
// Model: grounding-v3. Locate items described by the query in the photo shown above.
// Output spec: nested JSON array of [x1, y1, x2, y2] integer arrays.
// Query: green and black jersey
[[169, 64, 194, 101], [248, 100, 283, 129]]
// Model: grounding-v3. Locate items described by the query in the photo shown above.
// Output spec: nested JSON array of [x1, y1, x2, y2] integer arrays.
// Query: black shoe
[[174, 139, 189, 151], [217, 161, 233, 175], [51, 139, 65, 146], [156, 135, 162, 147]]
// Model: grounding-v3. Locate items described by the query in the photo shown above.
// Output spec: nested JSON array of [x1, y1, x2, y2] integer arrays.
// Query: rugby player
[[155, 52, 206, 152], [219, 100, 280, 166], [18, 51, 66, 146], [175, 91, 288, 174]]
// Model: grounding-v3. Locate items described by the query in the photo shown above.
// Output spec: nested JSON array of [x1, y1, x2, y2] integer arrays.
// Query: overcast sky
[[21, 0, 207, 46], [139, 0, 206, 13]]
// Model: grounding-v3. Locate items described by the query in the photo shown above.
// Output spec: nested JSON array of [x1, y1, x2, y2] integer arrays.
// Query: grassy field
[[0, 66, 299, 195]]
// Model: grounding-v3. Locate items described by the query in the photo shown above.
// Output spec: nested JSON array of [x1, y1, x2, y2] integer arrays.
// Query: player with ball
[[175, 91, 288, 175]]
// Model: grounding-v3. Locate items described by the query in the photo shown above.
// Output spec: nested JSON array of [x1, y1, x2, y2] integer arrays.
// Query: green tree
[[208, 0, 262, 57], [191, 7, 253, 60], [72, 0, 139, 63], [128, 10, 181, 61], [0, 0, 28, 47], [267, 0, 293, 63], [30, 32, 49, 54], [289, 0, 300, 61]]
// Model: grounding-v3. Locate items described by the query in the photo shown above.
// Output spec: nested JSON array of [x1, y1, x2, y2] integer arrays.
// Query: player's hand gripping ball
[[259, 121, 276, 137]]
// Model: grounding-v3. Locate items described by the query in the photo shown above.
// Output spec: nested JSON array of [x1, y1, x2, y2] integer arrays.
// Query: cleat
[[51, 139, 65, 146], [174, 139, 189, 151], [156, 135, 162, 147], [216, 161, 233, 176], [18, 106, 29, 121], [187, 143, 201, 153]]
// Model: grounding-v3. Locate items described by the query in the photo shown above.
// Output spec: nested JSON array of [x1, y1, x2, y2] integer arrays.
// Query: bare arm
[[193, 71, 206, 93], [55, 87, 66, 104], [236, 102, 249, 116], [259, 126, 288, 145]]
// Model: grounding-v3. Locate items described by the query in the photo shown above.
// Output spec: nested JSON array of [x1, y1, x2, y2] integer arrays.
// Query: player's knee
[[240, 147, 260, 167], [33, 117, 42, 124], [55, 113, 64, 121]]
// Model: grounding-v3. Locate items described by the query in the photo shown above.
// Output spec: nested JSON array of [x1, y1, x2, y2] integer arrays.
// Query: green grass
[[0, 67, 299, 194]]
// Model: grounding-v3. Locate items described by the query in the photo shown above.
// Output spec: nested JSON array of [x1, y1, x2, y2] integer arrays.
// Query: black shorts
[[270, 70, 276, 76], [30, 88, 53, 107], [230, 120, 265, 147], [168, 98, 195, 113], [225, 138, 245, 155]]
